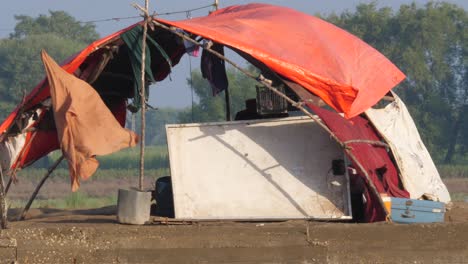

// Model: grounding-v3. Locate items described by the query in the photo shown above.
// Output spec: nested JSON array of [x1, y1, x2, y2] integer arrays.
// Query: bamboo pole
[[151, 20, 392, 220], [18, 155, 64, 221], [133, 0, 150, 191], [0, 165, 8, 229]]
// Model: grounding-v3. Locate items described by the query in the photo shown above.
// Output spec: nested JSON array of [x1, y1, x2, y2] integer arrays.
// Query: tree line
[[0, 2, 466, 165]]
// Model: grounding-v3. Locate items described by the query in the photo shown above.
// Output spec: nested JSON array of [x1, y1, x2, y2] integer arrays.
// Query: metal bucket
[[117, 188, 151, 225]]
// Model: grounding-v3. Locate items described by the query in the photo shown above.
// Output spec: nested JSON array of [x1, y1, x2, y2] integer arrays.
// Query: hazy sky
[[1, 0, 467, 108]]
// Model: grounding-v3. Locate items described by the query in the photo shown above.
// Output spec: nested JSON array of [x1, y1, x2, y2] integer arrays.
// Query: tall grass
[[45, 146, 169, 170], [9, 193, 117, 209], [438, 165, 468, 178], [16, 168, 170, 181]]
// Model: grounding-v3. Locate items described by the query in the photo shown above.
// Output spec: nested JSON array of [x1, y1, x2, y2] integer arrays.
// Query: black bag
[[152, 176, 174, 217]]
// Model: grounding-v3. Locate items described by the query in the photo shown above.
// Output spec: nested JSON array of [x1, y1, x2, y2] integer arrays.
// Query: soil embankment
[[0, 202, 467, 263]]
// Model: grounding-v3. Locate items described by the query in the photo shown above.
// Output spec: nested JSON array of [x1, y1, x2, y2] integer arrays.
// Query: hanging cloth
[[201, 42, 228, 96], [121, 25, 154, 111], [365, 93, 451, 202], [41, 50, 138, 191], [121, 25, 172, 112]]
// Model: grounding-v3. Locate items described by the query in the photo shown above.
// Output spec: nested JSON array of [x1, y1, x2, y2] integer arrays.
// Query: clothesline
[[0, 3, 216, 33]]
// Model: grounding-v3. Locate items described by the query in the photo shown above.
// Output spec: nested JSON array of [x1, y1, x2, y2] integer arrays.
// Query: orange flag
[[41, 50, 138, 191]]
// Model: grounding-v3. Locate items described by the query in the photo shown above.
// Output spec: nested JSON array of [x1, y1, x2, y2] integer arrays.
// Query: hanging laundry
[[184, 40, 200, 57], [201, 41, 228, 96], [41, 50, 138, 191], [175, 29, 200, 57]]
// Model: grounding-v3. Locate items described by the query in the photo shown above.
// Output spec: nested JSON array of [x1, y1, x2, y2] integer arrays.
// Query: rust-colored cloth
[[41, 50, 138, 191]]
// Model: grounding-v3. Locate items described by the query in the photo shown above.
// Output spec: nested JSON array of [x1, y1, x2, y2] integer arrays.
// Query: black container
[[152, 176, 174, 218]]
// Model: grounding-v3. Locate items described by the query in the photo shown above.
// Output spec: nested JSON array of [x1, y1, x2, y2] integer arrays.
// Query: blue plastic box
[[390, 198, 445, 224]]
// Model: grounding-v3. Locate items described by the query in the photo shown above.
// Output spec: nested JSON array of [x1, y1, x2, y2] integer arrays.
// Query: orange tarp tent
[[0, 3, 405, 184]]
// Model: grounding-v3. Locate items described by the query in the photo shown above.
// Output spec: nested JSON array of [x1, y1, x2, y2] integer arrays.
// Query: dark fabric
[[121, 25, 156, 111], [201, 43, 228, 96], [307, 104, 409, 222]]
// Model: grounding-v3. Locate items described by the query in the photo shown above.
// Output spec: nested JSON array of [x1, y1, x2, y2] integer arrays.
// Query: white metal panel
[[166, 117, 350, 220]]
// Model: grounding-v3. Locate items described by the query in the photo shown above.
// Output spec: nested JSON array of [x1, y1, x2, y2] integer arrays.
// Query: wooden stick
[[4, 177, 12, 195], [135, 0, 150, 191], [0, 165, 8, 229], [343, 139, 389, 149], [151, 21, 391, 220], [18, 155, 64, 221]]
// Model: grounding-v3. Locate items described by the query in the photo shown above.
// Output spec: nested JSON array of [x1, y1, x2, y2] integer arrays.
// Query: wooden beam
[[18, 155, 64, 221], [0, 166, 7, 229]]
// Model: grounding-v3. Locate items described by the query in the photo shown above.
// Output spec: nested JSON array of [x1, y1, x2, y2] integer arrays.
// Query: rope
[[78, 16, 141, 24], [155, 4, 215, 16], [0, 3, 216, 33]]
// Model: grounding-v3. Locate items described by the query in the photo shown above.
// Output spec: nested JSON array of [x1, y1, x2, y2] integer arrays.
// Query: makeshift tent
[[0, 3, 449, 222]]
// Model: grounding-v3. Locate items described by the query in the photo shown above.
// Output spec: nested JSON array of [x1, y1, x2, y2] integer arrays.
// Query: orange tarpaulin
[[41, 51, 138, 191], [160, 4, 405, 118]]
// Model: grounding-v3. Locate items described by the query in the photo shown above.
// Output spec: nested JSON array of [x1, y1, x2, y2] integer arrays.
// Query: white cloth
[[0, 134, 26, 173], [365, 94, 451, 203]]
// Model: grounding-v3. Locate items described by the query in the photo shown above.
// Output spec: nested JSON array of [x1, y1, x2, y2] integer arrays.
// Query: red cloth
[[308, 104, 409, 222]]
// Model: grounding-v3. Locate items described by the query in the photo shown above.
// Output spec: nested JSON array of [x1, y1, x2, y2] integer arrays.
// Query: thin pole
[[151, 21, 391, 220], [0, 165, 7, 229], [4, 177, 12, 195], [225, 89, 231, 121], [139, 0, 150, 191], [213, 0, 231, 121], [18, 155, 64, 221]]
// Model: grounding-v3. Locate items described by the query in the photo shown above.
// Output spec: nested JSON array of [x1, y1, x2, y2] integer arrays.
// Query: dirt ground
[[0, 202, 466, 264]]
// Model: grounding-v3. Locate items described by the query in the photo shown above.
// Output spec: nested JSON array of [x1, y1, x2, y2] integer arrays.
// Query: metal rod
[[151, 20, 391, 221], [18, 155, 64, 221]]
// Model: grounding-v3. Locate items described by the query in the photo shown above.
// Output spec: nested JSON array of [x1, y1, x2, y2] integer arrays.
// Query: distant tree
[[0, 11, 99, 120], [10, 11, 98, 43], [327, 2, 467, 164], [178, 66, 258, 123]]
